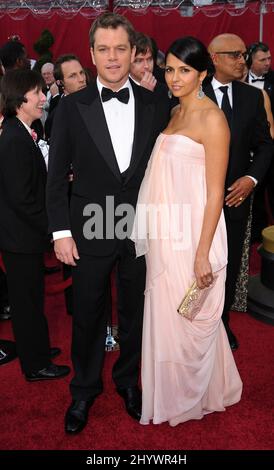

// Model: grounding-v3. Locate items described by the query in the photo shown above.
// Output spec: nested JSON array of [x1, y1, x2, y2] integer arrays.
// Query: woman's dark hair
[[1, 69, 44, 118], [166, 36, 212, 73], [0, 40, 27, 70]]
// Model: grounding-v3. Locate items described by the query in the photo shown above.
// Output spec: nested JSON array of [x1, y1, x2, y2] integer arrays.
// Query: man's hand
[[225, 176, 255, 207], [54, 237, 79, 266], [49, 82, 59, 98], [140, 71, 157, 92]]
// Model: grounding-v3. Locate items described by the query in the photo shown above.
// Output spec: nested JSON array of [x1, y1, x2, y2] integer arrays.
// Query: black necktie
[[251, 77, 265, 83], [219, 86, 232, 125], [101, 87, 129, 104]]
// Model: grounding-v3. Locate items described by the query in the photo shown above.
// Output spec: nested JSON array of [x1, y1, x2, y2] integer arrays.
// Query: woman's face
[[165, 53, 203, 99], [17, 86, 46, 125]]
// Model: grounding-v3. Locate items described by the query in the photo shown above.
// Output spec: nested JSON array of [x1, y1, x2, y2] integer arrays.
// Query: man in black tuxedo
[[204, 34, 273, 350], [45, 54, 87, 142], [46, 12, 170, 434], [246, 42, 274, 240], [129, 31, 177, 110], [246, 42, 274, 111]]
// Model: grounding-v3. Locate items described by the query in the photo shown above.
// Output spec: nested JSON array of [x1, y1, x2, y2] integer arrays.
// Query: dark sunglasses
[[215, 51, 249, 61]]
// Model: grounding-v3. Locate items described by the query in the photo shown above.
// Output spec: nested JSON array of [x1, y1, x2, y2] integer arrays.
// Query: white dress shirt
[[248, 72, 265, 90], [211, 77, 257, 187], [97, 77, 135, 173], [18, 118, 50, 171], [211, 76, 233, 108], [53, 77, 135, 241]]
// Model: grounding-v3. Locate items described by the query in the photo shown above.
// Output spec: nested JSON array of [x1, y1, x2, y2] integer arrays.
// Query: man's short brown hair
[[54, 54, 81, 81], [89, 12, 135, 49], [134, 32, 153, 57]]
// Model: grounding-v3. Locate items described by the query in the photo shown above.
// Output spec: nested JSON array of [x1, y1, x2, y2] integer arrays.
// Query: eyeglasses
[[215, 51, 249, 61]]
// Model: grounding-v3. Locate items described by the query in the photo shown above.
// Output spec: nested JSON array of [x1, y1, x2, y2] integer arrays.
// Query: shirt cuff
[[245, 175, 258, 186], [53, 230, 72, 240]]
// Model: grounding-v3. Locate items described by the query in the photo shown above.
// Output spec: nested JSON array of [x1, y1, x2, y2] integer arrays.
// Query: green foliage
[[33, 29, 54, 71]]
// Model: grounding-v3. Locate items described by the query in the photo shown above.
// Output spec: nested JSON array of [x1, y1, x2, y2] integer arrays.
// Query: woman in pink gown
[[132, 37, 242, 426]]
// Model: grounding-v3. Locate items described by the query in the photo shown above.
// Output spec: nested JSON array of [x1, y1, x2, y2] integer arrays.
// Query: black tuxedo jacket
[[47, 80, 170, 255], [246, 70, 274, 113], [263, 70, 274, 113], [0, 117, 48, 253], [204, 79, 273, 220], [44, 94, 62, 142]]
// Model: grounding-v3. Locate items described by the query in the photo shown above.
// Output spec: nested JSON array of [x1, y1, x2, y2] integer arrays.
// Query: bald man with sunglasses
[[204, 34, 273, 350]]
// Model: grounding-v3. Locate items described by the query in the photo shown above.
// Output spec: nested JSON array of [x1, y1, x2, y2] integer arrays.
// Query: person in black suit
[[0, 69, 70, 381], [45, 54, 87, 143], [205, 34, 273, 350], [46, 12, 170, 434], [245, 42, 274, 240], [246, 42, 274, 111], [129, 31, 177, 111], [0, 58, 11, 323]]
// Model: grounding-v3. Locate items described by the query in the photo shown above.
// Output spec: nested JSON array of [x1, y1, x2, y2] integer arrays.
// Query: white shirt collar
[[96, 77, 132, 98], [211, 76, 232, 92], [249, 71, 265, 80], [129, 75, 140, 86]]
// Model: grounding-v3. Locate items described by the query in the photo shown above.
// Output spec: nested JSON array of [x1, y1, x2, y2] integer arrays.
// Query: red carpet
[[0, 246, 274, 450]]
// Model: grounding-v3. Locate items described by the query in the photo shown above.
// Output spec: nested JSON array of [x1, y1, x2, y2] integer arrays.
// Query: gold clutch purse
[[177, 277, 217, 321]]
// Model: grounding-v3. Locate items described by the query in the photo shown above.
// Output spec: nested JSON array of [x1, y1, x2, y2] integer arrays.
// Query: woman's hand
[[194, 256, 213, 289]]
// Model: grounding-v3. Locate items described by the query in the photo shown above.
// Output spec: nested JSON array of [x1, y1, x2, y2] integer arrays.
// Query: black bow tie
[[251, 77, 265, 83], [101, 87, 129, 104]]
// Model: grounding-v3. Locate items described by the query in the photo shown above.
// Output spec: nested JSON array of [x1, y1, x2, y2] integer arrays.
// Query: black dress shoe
[[65, 399, 94, 434], [0, 305, 11, 321], [117, 386, 142, 421], [50, 347, 61, 359], [224, 324, 239, 351], [44, 265, 61, 275], [25, 363, 70, 382], [0, 339, 17, 366]]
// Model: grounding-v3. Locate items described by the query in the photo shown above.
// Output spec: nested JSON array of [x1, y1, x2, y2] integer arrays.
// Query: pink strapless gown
[[133, 133, 243, 426]]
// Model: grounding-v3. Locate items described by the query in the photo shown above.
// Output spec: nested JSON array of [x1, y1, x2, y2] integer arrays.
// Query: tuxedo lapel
[[203, 82, 218, 105], [264, 79, 273, 96], [11, 118, 47, 174], [231, 81, 245, 135], [77, 86, 121, 182], [125, 83, 155, 184]]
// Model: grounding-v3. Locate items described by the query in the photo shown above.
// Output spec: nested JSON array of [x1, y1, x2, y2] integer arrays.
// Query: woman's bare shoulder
[[170, 104, 180, 118], [200, 102, 227, 127]]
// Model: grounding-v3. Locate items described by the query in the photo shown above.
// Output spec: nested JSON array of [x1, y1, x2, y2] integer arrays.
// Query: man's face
[[90, 26, 135, 90], [130, 49, 154, 83], [61, 60, 87, 95], [251, 50, 271, 76], [41, 65, 55, 86], [211, 37, 247, 83]]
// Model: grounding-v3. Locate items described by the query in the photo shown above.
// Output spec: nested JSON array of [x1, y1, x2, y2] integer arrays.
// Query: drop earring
[[168, 90, 173, 99], [197, 83, 205, 100]]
